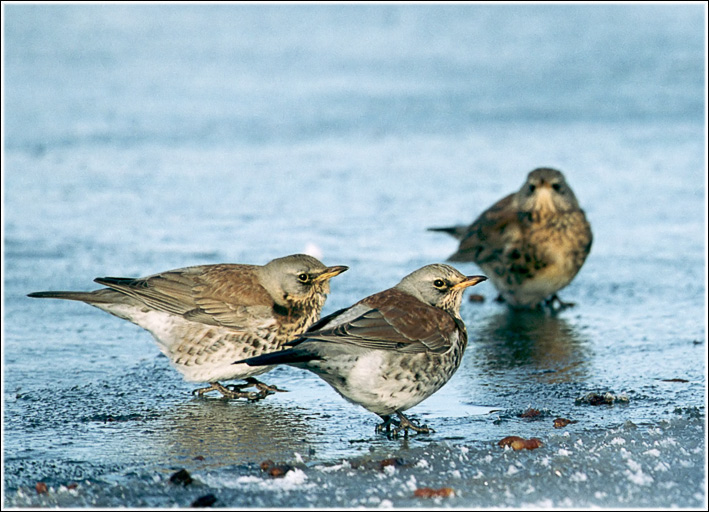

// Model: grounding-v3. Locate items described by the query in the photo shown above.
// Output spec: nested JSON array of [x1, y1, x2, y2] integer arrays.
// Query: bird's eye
[[298, 273, 310, 283], [433, 279, 446, 288], [552, 183, 562, 192], [528, 184, 536, 193]]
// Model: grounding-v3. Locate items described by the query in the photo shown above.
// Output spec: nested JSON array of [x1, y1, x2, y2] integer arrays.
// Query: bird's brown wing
[[95, 264, 275, 328], [448, 193, 521, 263], [298, 289, 461, 354]]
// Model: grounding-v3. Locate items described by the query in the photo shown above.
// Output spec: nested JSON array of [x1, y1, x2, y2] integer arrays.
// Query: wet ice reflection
[[150, 399, 316, 469], [471, 309, 592, 384]]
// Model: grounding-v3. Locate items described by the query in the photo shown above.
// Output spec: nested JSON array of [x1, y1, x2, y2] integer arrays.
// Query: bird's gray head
[[258, 254, 348, 308], [394, 264, 487, 314], [516, 168, 581, 214]]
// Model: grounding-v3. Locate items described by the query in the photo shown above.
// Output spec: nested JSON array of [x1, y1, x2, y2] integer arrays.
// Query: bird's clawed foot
[[192, 382, 261, 400], [227, 377, 288, 401], [192, 378, 286, 401], [376, 412, 434, 439], [544, 294, 575, 312]]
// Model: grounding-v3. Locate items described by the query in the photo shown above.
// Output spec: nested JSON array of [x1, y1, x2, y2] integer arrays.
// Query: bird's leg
[[375, 415, 394, 435], [545, 294, 575, 311], [192, 382, 262, 401], [389, 412, 434, 438], [225, 377, 287, 400]]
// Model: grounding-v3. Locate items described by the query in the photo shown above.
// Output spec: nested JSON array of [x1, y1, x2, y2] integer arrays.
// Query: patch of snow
[[569, 472, 588, 483]]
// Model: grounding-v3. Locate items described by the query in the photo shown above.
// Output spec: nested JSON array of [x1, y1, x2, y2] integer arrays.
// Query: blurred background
[[3, 3, 706, 508]]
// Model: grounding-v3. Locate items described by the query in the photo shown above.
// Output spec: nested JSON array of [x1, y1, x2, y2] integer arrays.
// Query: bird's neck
[[274, 294, 326, 340]]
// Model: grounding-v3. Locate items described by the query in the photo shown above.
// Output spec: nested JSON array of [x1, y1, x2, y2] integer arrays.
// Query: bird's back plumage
[[300, 289, 462, 354]]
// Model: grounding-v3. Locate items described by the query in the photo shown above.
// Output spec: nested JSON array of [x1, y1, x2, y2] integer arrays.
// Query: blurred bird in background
[[429, 168, 592, 310]]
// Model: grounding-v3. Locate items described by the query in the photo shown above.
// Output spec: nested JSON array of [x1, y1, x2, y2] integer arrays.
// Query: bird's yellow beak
[[453, 275, 487, 289], [313, 265, 349, 282]]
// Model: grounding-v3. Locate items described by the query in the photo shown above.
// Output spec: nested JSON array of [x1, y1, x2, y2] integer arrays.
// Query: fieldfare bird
[[28, 254, 348, 400], [429, 168, 592, 310], [238, 264, 486, 437]]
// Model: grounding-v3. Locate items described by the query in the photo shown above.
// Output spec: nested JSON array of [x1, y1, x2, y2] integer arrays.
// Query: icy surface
[[3, 4, 706, 509]]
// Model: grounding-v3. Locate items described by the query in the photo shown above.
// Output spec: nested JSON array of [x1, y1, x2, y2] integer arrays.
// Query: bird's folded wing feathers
[[295, 291, 459, 354], [95, 264, 276, 329], [452, 193, 520, 262]]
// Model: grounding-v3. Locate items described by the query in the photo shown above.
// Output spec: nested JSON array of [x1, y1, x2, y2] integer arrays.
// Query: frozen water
[[2, 3, 707, 509]]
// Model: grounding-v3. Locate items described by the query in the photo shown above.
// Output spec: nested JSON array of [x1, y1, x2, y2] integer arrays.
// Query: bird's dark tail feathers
[[27, 288, 123, 304], [427, 225, 467, 240], [236, 348, 321, 367], [28, 290, 96, 302]]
